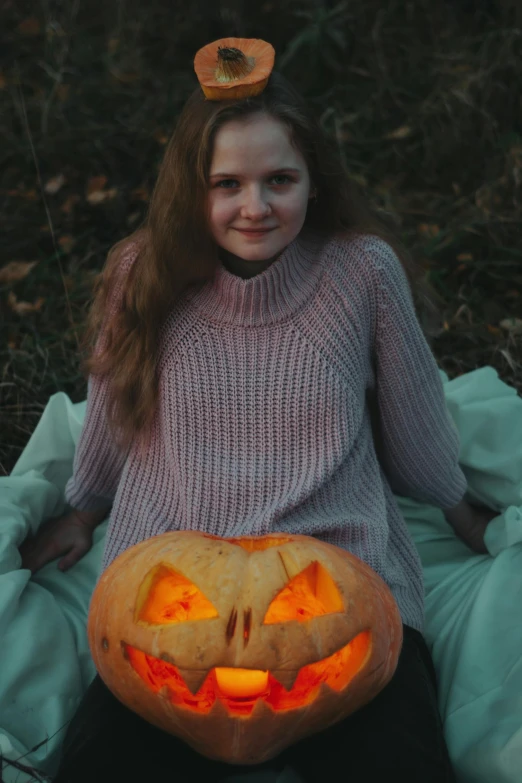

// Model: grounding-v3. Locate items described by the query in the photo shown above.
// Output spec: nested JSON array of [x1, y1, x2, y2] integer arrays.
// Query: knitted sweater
[[65, 229, 467, 633]]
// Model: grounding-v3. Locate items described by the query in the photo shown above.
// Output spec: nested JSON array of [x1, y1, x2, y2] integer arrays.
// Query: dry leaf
[[153, 129, 169, 145], [108, 37, 119, 54], [335, 127, 352, 143], [86, 175, 117, 204], [349, 173, 368, 188], [87, 191, 107, 204], [456, 252, 473, 261], [86, 175, 108, 195], [44, 173, 66, 194], [57, 84, 70, 102], [8, 292, 45, 314], [18, 17, 41, 35], [0, 261, 38, 284], [418, 223, 440, 238], [110, 68, 139, 84], [500, 317, 522, 335], [131, 187, 149, 202], [385, 125, 412, 140], [87, 188, 117, 204], [475, 186, 493, 214], [8, 188, 38, 201], [58, 235, 76, 253], [61, 194, 80, 213], [127, 211, 141, 225], [46, 22, 67, 39]]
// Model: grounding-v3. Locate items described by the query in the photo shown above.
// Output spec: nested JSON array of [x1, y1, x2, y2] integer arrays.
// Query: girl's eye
[[215, 175, 292, 189], [216, 179, 239, 189]]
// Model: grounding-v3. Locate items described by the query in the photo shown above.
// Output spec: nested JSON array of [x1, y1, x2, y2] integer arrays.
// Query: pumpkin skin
[[87, 532, 403, 764], [194, 37, 275, 100]]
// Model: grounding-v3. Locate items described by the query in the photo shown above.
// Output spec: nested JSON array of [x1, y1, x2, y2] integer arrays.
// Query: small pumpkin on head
[[87, 530, 403, 765], [194, 37, 276, 101]]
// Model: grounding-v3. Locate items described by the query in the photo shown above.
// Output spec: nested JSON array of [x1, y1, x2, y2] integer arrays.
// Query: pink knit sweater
[[65, 229, 467, 632]]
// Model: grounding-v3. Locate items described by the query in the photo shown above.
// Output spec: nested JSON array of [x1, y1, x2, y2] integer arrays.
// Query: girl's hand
[[452, 503, 499, 554], [19, 509, 98, 575]]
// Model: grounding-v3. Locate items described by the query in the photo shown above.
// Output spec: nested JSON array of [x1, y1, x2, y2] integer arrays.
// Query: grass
[[1, 0, 521, 476]]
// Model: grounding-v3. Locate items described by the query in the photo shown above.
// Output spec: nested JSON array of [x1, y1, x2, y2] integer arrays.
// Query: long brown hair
[[81, 70, 440, 454]]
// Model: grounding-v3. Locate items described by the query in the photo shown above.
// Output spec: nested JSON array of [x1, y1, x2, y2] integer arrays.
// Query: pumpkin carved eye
[[136, 564, 218, 625], [264, 560, 344, 624]]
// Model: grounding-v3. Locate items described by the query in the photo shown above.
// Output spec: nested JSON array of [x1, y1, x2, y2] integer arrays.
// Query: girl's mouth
[[234, 228, 275, 237]]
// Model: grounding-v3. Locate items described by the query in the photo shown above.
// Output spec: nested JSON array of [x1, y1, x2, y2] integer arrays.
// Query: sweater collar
[[185, 228, 328, 327]]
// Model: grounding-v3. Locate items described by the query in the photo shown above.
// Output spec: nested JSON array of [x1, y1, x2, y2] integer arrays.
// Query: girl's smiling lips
[[234, 227, 276, 235]]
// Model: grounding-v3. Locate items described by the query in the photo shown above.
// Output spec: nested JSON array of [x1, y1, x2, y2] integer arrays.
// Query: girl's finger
[[26, 541, 71, 574], [57, 554, 77, 571], [20, 553, 35, 572], [20, 541, 51, 573], [58, 544, 88, 571], [22, 552, 45, 574]]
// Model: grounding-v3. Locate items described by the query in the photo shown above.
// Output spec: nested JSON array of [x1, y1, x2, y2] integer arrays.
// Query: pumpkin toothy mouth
[[124, 629, 372, 716]]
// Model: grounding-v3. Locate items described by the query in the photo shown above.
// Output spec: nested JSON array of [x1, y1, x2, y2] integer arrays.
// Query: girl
[[20, 38, 494, 783]]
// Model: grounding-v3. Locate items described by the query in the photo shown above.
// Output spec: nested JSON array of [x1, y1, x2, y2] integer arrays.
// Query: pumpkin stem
[[215, 46, 255, 83]]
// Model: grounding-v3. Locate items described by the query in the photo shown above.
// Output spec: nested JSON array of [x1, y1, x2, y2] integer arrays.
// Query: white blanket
[[1, 365, 521, 782]]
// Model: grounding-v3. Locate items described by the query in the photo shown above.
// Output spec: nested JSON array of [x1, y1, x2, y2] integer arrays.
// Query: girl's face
[[207, 112, 314, 278]]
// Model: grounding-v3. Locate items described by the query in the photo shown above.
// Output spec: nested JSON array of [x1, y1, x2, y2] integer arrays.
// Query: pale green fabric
[[0, 366, 521, 782]]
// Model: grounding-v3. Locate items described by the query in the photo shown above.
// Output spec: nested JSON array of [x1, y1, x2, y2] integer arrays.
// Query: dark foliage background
[[1, 0, 521, 476]]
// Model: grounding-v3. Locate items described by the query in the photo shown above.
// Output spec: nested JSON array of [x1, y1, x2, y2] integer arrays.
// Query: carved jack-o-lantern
[[87, 532, 403, 764]]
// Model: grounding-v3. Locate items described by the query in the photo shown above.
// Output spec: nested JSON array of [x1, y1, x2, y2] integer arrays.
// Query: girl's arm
[[368, 238, 468, 510], [64, 373, 129, 512], [441, 498, 498, 553], [442, 497, 472, 525]]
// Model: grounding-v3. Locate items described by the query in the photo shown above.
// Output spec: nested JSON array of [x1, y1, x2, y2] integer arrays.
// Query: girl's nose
[[240, 187, 271, 219]]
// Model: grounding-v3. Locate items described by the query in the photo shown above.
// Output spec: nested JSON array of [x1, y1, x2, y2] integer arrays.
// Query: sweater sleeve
[[64, 374, 127, 511], [366, 237, 467, 509], [64, 240, 140, 512]]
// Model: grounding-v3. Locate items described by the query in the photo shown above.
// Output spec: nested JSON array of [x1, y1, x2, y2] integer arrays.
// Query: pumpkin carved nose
[[225, 606, 253, 646]]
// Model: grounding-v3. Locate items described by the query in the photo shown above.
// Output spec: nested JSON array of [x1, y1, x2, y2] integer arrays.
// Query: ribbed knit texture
[[65, 229, 467, 633]]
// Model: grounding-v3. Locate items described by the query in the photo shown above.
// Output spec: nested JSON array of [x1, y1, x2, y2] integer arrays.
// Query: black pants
[[53, 625, 456, 782]]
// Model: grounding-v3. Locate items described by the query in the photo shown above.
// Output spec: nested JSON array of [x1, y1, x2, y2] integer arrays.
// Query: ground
[[1, 0, 521, 475]]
